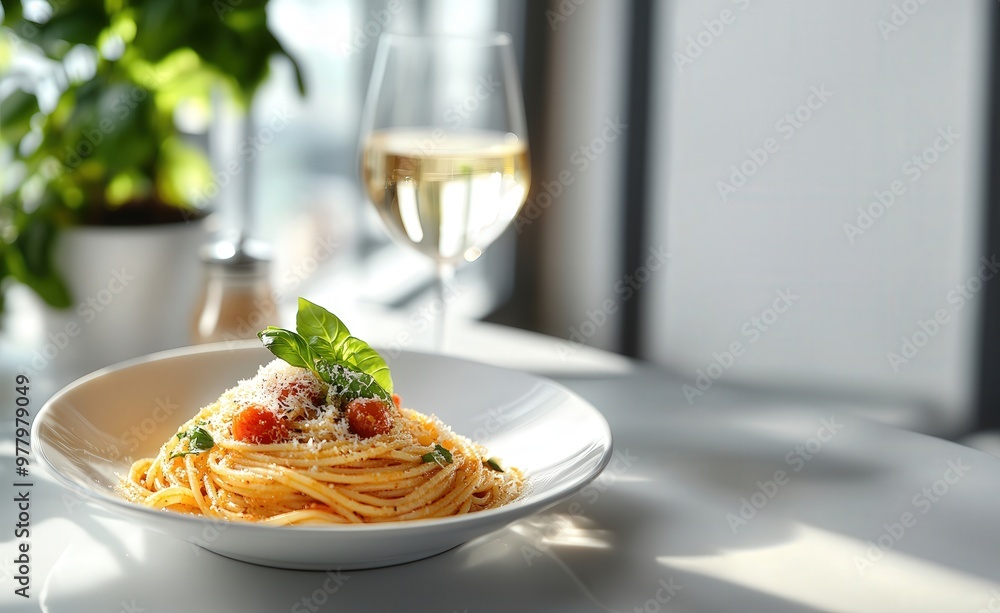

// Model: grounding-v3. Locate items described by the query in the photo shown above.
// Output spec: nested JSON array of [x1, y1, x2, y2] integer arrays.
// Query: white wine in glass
[[363, 128, 529, 263], [360, 34, 530, 348]]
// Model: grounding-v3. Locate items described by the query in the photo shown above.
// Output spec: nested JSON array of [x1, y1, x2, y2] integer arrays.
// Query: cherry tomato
[[346, 398, 394, 438], [233, 406, 289, 444]]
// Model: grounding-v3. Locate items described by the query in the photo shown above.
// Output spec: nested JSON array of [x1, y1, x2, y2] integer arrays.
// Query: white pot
[[30, 217, 210, 376]]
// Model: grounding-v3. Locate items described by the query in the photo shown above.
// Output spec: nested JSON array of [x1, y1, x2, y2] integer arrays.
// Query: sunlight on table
[[657, 522, 998, 612]]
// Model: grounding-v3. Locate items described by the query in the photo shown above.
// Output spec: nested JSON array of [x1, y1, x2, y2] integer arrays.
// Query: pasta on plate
[[118, 300, 523, 525]]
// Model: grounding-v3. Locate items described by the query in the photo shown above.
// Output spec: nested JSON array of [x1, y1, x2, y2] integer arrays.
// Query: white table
[[2, 319, 999, 612]]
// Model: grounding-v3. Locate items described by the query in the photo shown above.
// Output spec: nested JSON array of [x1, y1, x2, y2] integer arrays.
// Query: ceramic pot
[[31, 216, 211, 377]]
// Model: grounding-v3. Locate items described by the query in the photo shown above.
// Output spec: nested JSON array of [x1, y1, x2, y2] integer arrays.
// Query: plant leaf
[[339, 336, 393, 395], [296, 297, 350, 349], [0, 89, 40, 144], [308, 333, 393, 397], [422, 444, 453, 465], [296, 299, 393, 394], [169, 425, 214, 459], [4, 221, 72, 308], [316, 361, 391, 404], [260, 300, 394, 402], [35, 7, 109, 51], [187, 426, 215, 451], [257, 327, 315, 371]]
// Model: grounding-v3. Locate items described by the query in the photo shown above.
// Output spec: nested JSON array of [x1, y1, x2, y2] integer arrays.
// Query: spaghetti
[[118, 359, 524, 524]]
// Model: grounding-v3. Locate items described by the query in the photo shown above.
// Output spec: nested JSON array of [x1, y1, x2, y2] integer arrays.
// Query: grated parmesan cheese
[[200, 359, 475, 458]]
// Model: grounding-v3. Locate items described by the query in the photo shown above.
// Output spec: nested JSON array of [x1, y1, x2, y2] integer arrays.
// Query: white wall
[[643, 0, 992, 432]]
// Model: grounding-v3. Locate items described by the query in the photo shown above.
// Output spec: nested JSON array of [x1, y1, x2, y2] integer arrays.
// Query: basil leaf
[[169, 425, 215, 459], [421, 444, 453, 465], [296, 298, 351, 350], [307, 338, 347, 386], [187, 426, 215, 452], [296, 300, 393, 394], [258, 299, 395, 402], [485, 457, 505, 472], [311, 336, 393, 396], [307, 336, 343, 365], [316, 361, 391, 404], [258, 327, 316, 370], [339, 336, 394, 396]]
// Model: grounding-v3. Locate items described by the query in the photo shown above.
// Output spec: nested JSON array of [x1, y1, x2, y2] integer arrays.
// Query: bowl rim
[[31, 341, 614, 534]]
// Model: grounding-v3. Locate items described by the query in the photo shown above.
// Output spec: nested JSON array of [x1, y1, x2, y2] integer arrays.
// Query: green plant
[[0, 0, 303, 313]]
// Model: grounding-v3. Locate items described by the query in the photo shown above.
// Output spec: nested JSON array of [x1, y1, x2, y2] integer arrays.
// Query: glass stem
[[434, 261, 456, 352]]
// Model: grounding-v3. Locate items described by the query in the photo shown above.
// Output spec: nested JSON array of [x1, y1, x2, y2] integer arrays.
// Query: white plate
[[32, 341, 613, 570]]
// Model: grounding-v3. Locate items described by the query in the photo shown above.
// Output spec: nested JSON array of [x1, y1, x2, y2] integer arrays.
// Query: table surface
[[2, 317, 1000, 613]]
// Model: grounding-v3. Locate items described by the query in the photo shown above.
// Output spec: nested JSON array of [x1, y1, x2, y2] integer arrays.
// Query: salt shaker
[[190, 237, 277, 344]]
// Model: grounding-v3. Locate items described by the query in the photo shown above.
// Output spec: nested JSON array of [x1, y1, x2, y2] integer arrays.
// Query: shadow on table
[[33, 512, 827, 613]]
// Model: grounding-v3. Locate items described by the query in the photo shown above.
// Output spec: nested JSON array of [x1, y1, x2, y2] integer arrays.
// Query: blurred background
[[2, 0, 998, 441]]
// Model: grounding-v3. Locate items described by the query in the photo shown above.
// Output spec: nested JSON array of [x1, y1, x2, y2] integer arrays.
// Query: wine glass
[[360, 33, 530, 349]]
